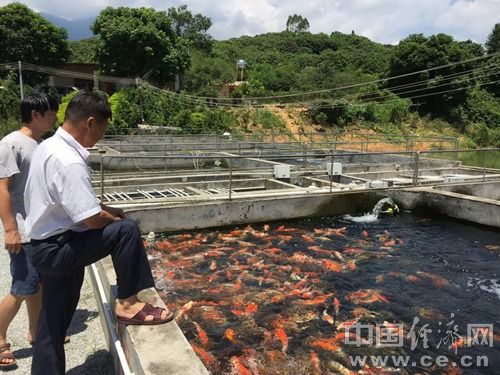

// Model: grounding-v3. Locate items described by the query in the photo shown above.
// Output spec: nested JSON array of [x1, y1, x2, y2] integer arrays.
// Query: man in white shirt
[[24, 92, 173, 375], [0, 93, 58, 369]]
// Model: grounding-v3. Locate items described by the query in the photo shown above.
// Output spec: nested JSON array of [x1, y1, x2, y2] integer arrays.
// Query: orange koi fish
[[309, 337, 341, 351], [302, 234, 315, 243], [416, 271, 449, 288], [230, 356, 252, 375], [406, 274, 420, 283], [274, 328, 289, 353], [322, 309, 334, 324], [346, 260, 357, 271], [193, 322, 210, 347], [191, 343, 218, 370], [383, 239, 396, 247], [321, 259, 343, 272], [276, 225, 297, 233], [346, 289, 389, 304], [343, 247, 365, 255], [326, 227, 347, 237], [310, 351, 321, 375], [225, 328, 236, 343], [301, 293, 335, 306], [308, 246, 333, 257], [175, 300, 194, 320], [245, 302, 259, 314]]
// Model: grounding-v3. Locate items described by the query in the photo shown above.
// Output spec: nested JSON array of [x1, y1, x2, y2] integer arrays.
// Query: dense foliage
[[68, 38, 98, 64], [92, 7, 190, 84], [0, 3, 69, 84]]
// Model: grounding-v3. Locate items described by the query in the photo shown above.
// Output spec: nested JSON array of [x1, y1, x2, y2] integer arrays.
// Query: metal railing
[[95, 148, 500, 204]]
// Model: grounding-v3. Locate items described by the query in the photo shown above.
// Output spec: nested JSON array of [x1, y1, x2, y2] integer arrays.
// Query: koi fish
[[310, 351, 321, 375], [301, 293, 335, 306], [191, 344, 218, 370], [322, 309, 334, 324], [302, 234, 315, 243], [225, 328, 236, 343], [230, 355, 252, 375], [175, 300, 194, 320], [416, 271, 449, 288], [193, 321, 210, 347], [328, 360, 353, 375], [309, 336, 341, 351], [325, 227, 347, 237], [321, 259, 343, 272], [274, 328, 289, 353], [485, 244, 500, 253], [245, 302, 258, 314], [346, 289, 389, 304]]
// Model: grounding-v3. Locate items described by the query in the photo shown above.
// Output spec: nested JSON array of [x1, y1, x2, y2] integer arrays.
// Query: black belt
[[32, 231, 75, 246]]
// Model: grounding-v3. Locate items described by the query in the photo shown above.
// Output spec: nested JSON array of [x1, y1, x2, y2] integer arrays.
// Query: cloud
[[0, 0, 498, 44]]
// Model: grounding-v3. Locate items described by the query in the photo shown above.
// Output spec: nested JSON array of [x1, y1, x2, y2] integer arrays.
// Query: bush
[[252, 109, 284, 129]]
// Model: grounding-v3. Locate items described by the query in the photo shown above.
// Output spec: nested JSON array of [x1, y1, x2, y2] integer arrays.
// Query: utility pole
[[136, 78, 144, 124], [18, 61, 24, 100]]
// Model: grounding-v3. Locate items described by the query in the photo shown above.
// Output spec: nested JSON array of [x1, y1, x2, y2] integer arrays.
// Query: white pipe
[[90, 264, 134, 375]]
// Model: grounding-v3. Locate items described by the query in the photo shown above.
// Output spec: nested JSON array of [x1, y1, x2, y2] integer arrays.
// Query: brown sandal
[[0, 343, 17, 369], [116, 303, 174, 326]]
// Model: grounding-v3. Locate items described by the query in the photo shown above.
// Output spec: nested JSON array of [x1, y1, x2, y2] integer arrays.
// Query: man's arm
[[83, 208, 122, 229], [0, 177, 21, 253]]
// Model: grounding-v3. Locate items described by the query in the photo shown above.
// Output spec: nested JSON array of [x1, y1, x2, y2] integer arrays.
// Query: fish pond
[[148, 208, 500, 374]]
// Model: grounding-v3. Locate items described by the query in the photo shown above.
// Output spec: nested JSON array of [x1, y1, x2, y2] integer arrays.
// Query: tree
[[68, 37, 98, 63], [92, 7, 190, 85], [286, 14, 310, 33], [167, 5, 213, 52], [387, 33, 484, 120], [0, 3, 69, 67], [486, 23, 500, 54]]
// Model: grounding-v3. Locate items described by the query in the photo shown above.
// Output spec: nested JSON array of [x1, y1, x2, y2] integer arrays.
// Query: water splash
[[343, 197, 395, 223]]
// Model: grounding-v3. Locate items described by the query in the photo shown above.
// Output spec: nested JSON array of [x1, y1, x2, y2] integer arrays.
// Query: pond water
[[148, 207, 500, 374]]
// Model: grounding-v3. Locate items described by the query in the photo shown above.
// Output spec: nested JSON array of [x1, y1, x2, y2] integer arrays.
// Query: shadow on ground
[[66, 349, 114, 375], [67, 309, 99, 336]]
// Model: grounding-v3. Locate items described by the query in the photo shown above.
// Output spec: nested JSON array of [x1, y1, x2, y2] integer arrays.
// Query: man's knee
[[117, 219, 141, 238]]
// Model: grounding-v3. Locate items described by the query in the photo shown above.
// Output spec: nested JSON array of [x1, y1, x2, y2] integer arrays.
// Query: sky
[[1, 0, 499, 44]]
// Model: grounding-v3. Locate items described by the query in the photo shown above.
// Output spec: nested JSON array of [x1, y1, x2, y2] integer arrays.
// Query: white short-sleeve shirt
[[24, 127, 101, 240]]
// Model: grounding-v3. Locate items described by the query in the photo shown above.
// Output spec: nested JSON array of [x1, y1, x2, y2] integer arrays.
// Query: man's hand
[[4, 229, 22, 254], [101, 204, 126, 220]]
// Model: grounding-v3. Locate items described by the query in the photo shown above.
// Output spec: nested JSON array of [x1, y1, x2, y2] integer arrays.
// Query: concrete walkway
[[0, 226, 115, 374]]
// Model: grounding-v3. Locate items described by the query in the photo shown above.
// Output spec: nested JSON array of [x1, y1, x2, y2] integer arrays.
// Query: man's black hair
[[21, 93, 59, 123], [65, 91, 112, 124]]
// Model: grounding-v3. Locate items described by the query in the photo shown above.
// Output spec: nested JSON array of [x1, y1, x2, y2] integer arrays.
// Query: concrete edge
[[90, 258, 209, 375]]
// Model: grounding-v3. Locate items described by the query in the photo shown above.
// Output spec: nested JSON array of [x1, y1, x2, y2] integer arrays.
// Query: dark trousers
[[25, 219, 155, 375]]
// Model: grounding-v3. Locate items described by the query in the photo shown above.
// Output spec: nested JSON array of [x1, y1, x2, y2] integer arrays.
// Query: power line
[[142, 52, 499, 102]]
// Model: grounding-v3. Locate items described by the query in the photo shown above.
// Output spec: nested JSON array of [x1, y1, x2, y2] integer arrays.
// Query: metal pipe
[[229, 159, 233, 200], [483, 149, 486, 182], [100, 155, 104, 201], [18, 61, 24, 100], [413, 152, 420, 186]]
